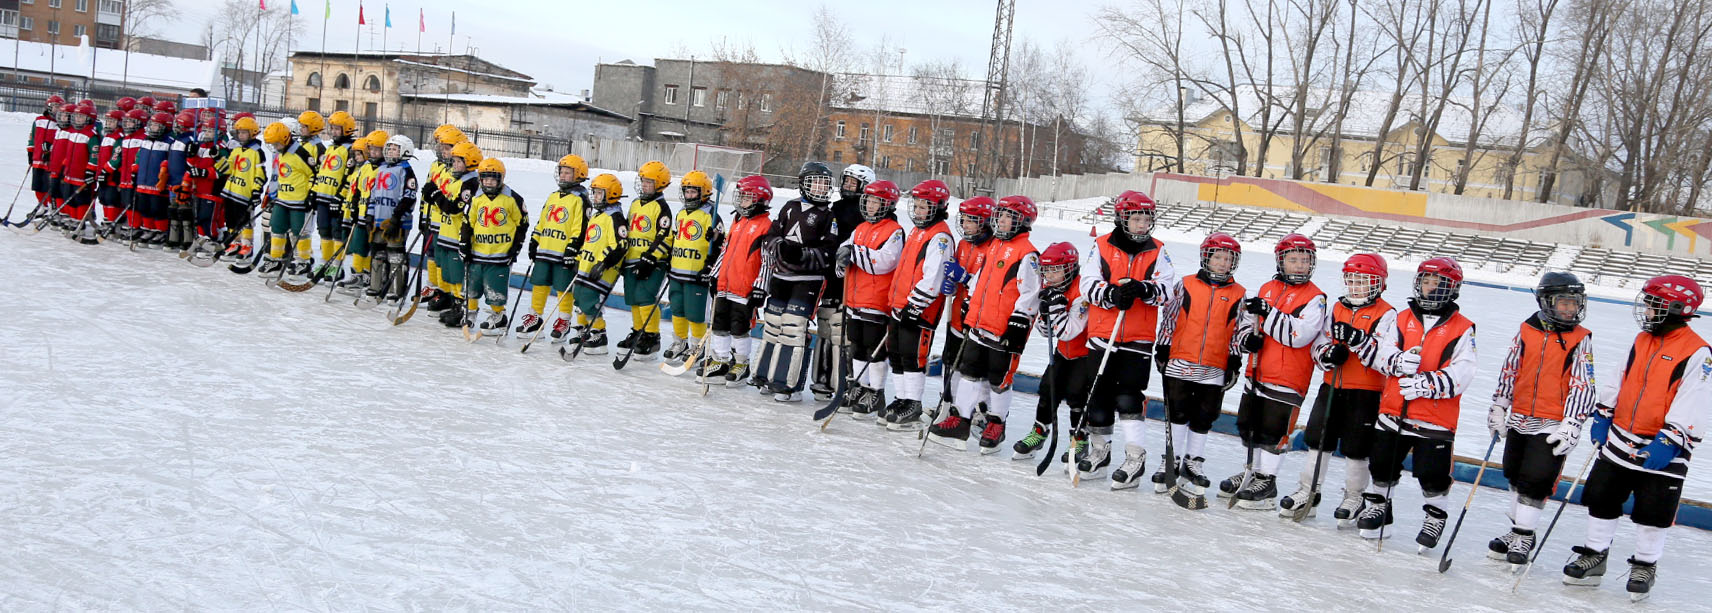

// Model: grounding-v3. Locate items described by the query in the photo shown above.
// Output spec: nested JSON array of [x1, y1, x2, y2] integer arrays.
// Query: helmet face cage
[[1414, 271, 1460, 310], [992, 207, 1025, 240], [1118, 207, 1155, 240], [860, 193, 896, 222], [1343, 272, 1384, 306], [1042, 260, 1077, 289], [384, 143, 404, 163], [841, 175, 864, 198], [1276, 248, 1317, 284], [801, 174, 834, 202], [1633, 290, 1689, 331], [907, 197, 943, 228], [480, 171, 504, 194], [1200, 246, 1241, 282], [592, 187, 611, 205], [736, 191, 762, 214], [1538, 288, 1588, 327], [959, 210, 990, 239]]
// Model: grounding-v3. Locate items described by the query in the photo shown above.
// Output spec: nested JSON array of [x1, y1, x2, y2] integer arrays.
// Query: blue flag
[[290, 0, 299, 15], [385, 5, 391, 28]]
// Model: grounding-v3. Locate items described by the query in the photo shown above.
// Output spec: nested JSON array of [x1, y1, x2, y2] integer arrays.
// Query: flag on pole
[[358, 3, 366, 24], [419, 8, 425, 33], [450, 11, 456, 36], [259, 0, 267, 9], [385, 5, 392, 28], [324, 0, 332, 20], [290, 0, 299, 15]]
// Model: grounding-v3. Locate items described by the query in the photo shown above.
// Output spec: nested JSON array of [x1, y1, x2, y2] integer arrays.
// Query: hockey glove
[[940, 261, 971, 295], [1398, 375, 1431, 400], [776, 240, 804, 265], [1487, 404, 1508, 438], [1154, 344, 1170, 375], [1639, 434, 1679, 471], [1388, 347, 1422, 376], [628, 257, 657, 278], [1330, 321, 1368, 346], [528, 238, 540, 262], [1324, 343, 1350, 366], [747, 287, 768, 310], [1545, 420, 1581, 456], [187, 166, 209, 179], [1244, 296, 1272, 317], [896, 304, 927, 328], [1002, 314, 1031, 352], [1223, 355, 1243, 391], [1241, 332, 1263, 354], [1588, 412, 1612, 446], [835, 243, 855, 272]]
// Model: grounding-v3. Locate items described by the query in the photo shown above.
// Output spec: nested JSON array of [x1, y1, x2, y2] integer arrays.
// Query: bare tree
[[1537, 0, 1623, 203], [1359, 0, 1434, 186], [122, 0, 182, 48], [1096, 0, 1192, 173], [784, 3, 858, 163], [1404, 0, 1485, 191], [1498, 0, 1559, 199], [1280, 0, 1341, 179], [208, 0, 298, 103]]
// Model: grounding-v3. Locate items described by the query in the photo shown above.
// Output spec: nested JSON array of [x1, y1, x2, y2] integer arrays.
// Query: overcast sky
[[169, 0, 1118, 107]]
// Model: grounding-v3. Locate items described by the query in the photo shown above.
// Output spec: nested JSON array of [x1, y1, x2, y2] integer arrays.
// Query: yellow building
[[1134, 86, 1610, 208]]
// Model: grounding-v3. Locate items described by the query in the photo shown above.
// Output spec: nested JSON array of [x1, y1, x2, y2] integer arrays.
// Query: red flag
[[259, 0, 267, 9], [419, 8, 426, 33], [358, 4, 366, 24]]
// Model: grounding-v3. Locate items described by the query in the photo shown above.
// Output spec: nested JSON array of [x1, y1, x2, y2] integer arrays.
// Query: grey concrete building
[[592, 58, 828, 147]]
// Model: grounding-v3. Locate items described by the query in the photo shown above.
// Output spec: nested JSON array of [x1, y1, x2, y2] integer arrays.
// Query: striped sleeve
[[1491, 330, 1524, 408]]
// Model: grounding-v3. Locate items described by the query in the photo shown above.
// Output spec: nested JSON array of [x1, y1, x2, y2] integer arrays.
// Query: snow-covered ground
[[2, 113, 1710, 609]]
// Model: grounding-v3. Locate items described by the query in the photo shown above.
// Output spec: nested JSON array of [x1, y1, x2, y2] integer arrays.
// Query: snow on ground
[[2, 114, 1711, 609]]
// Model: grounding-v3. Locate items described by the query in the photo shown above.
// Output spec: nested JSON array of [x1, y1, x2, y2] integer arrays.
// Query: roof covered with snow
[[833, 73, 989, 121], [399, 90, 630, 121], [4, 39, 219, 92], [1137, 84, 1538, 149]]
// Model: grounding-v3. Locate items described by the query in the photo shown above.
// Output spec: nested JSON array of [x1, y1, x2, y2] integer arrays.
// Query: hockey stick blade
[[811, 378, 850, 421], [1171, 485, 1209, 510], [1034, 421, 1058, 476]]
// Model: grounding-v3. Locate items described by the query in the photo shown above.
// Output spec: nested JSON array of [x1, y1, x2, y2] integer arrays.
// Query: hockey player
[[163, 109, 200, 252], [333, 131, 386, 291], [434, 142, 484, 327], [362, 135, 421, 302], [131, 110, 175, 248], [109, 108, 149, 240], [1075, 190, 1176, 483], [1484, 272, 1596, 563], [39, 102, 75, 228], [1562, 275, 1708, 600], [876, 179, 955, 430], [810, 163, 873, 401], [25, 95, 64, 215], [1013, 241, 1091, 457], [834, 180, 905, 419], [182, 113, 229, 259], [310, 111, 358, 282], [568, 173, 630, 354], [1150, 233, 1246, 495], [93, 109, 123, 240], [752, 162, 841, 402], [459, 157, 529, 331], [51, 101, 100, 243], [1350, 257, 1477, 548], [701, 176, 774, 385], [619, 160, 675, 358], [1294, 253, 1396, 524], [662, 170, 723, 363], [421, 125, 471, 313], [515, 155, 590, 340], [929, 195, 1040, 453], [938, 196, 994, 409], [1221, 234, 1327, 509], [260, 118, 319, 282]]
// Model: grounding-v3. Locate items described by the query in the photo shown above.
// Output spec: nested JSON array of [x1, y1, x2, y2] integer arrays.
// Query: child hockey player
[[873, 179, 955, 429], [937, 195, 993, 413], [25, 95, 64, 216], [1150, 233, 1246, 498], [434, 142, 484, 326], [217, 115, 268, 266], [182, 113, 229, 260], [109, 108, 148, 241], [362, 135, 420, 303], [619, 160, 675, 359], [1013, 241, 1090, 457], [928, 195, 1040, 453], [1484, 272, 1596, 563], [310, 111, 358, 282], [52, 101, 100, 243], [422, 125, 470, 313], [1562, 275, 1707, 601], [753, 162, 841, 402], [131, 109, 174, 248], [701, 175, 774, 385], [661, 170, 723, 364], [515, 155, 590, 340], [834, 180, 904, 419], [459, 157, 529, 332], [811, 163, 873, 401], [566, 173, 630, 355], [333, 131, 386, 291], [261, 116, 320, 285]]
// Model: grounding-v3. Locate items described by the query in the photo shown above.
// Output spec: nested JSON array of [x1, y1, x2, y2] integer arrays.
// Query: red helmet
[[1113, 190, 1157, 240], [154, 100, 176, 114], [859, 180, 900, 222], [74, 101, 96, 117], [1413, 257, 1464, 311], [116, 97, 137, 111], [1341, 253, 1388, 305], [992, 195, 1037, 240], [734, 175, 773, 215], [125, 108, 151, 122], [1198, 232, 1242, 282], [105, 109, 125, 122], [232, 111, 255, 123], [45, 94, 66, 107], [1274, 233, 1317, 285], [149, 111, 173, 126], [909, 179, 951, 205], [1634, 274, 1704, 331], [959, 196, 995, 219], [76, 98, 93, 108], [1041, 241, 1080, 288], [59, 103, 76, 115], [173, 110, 196, 130], [137, 96, 157, 109]]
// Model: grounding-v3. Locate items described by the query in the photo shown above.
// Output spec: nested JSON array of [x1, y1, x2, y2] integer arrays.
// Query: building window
[[306, 72, 322, 87], [905, 159, 915, 172], [933, 159, 950, 175], [969, 131, 981, 151], [100, 0, 121, 11], [833, 150, 843, 162], [908, 126, 918, 145], [881, 124, 893, 143], [75, 0, 87, 11], [334, 73, 350, 89], [715, 90, 728, 109], [835, 120, 846, 140], [335, 99, 349, 112], [965, 162, 976, 175], [20, 16, 32, 32], [691, 87, 707, 107], [879, 155, 891, 170], [858, 123, 870, 143], [663, 85, 679, 105], [96, 23, 118, 42], [363, 75, 380, 92], [73, 24, 84, 38], [48, 0, 60, 8], [0, 11, 15, 28], [759, 93, 772, 112], [46, 20, 58, 35], [307, 97, 321, 112], [364, 102, 377, 119]]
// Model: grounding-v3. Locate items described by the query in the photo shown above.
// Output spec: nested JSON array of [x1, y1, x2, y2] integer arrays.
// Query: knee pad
[[780, 313, 810, 348], [1114, 393, 1144, 420]]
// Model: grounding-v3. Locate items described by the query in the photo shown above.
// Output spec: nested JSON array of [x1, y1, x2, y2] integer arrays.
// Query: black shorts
[[1369, 427, 1454, 495], [955, 337, 1020, 391], [887, 317, 934, 373], [1581, 455, 1684, 528], [1035, 355, 1093, 425], [1164, 376, 1226, 433], [1236, 391, 1300, 451], [711, 296, 755, 337], [1304, 385, 1381, 459], [1501, 430, 1569, 503], [30, 166, 52, 192], [847, 315, 888, 364], [1087, 343, 1152, 425]]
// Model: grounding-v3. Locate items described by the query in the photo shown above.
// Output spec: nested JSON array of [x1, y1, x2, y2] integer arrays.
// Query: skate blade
[[1235, 498, 1278, 511], [1216, 489, 1237, 500], [1417, 544, 1436, 555], [887, 422, 925, 433], [1359, 527, 1394, 540], [1629, 591, 1650, 603], [1561, 575, 1603, 587], [978, 445, 1003, 456], [1170, 487, 1209, 510], [1338, 518, 1357, 530], [1011, 450, 1038, 460], [849, 412, 874, 421], [927, 434, 968, 450], [1111, 478, 1142, 491], [1486, 550, 1511, 561]]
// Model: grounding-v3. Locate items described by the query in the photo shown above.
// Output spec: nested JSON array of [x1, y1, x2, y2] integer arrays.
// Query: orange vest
[[1088, 234, 1164, 344], [846, 219, 902, 312], [1380, 308, 1476, 430], [1331, 299, 1394, 391], [1245, 279, 1325, 395], [965, 232, 1037, 337], [717, 213, 770, 296], [1169, 275, 1246, 370], [889, 221, 952, 322], [948, 239, 989, 333], [1613, 326, 1708, 437], [1056, 282, 1091, 360], [1510, 321, 1592, 422]]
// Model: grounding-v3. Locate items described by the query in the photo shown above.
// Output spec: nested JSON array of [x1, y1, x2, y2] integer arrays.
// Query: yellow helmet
[[326, 111, 356, 137], [556, 154, 589, 182], [262, 121, 292, 148], [591, 173, 624, 204], [365, 130, 389, 151], [477, 157, 506, 177], [296, 111, 326, 135], [231, 116, 260, 134], [434, 124, 466, 145], [680, 170, 714, 202], [451, 142, 484, 170], [637, 160, 671, 194]]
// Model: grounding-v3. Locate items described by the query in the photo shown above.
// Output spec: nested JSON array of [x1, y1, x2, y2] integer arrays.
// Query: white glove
[[1545, 421, 1581, 456], [1391, 347, 1422, 375], [1487, 404, 1508, 438], [1399, 375, 1429, 400]]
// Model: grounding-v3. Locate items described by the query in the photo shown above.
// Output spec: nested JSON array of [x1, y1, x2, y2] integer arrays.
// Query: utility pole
[[970, 0, 1015, 196]]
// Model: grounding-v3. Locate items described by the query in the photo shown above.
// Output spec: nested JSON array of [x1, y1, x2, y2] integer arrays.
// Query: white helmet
[[840, 164, 875, 199], [384, 134, 415, 161]]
